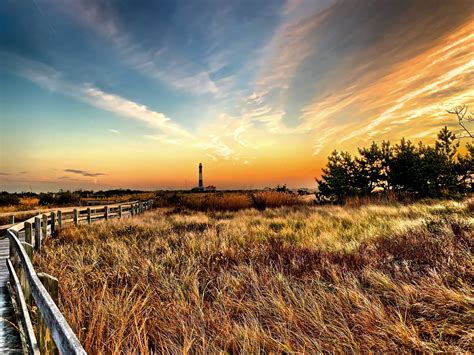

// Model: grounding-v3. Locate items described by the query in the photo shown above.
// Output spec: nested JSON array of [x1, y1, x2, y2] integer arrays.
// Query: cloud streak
[[2, 51, 192, 140], [64, 169, 105, 177]]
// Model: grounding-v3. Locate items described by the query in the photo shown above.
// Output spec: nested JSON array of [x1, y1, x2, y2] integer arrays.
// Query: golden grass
[[19, 197, 40, 208], [0, 197, 40, 214], [82, 192, 156, 204], [181, 193, 252, 211], [34, 201, 473, 353], [178, 191, 304, 211]]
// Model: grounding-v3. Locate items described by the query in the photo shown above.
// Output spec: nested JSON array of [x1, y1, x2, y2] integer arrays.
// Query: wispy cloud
[[127, 51, 220, 96], [50, 0, 221, 96], [197, 136, 235, 160], [297, 19, 474, 154], [64, 169, 105, 177], [144, 135, 181, 145], [107, 128, 119, 134], [3, 51, 192, 139], [0, 172, 10, 176]]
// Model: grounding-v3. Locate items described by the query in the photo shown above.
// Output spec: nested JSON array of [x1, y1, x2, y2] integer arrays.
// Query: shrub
[[0, 192, 20, 206]]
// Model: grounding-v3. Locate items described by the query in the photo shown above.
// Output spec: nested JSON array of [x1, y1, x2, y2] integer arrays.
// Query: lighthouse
[[198, 162, 203, 189], [191, 162, 215, 191]]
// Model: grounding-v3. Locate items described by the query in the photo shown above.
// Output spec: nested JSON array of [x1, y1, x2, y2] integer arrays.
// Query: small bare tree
[[447, 105, 473, 139]]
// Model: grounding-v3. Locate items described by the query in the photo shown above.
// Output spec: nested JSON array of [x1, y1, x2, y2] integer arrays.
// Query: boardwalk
[[0, 201, 150, 354], [0, 234, 22, 354]]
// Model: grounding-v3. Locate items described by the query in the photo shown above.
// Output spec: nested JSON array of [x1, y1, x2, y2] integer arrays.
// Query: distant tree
[[434, 126, 460, 193], [275, 184, 291, 193], [316, 151, 361, 202], [0, 192, 20, 206], [388, 138, 422, 195], [456, 143, 474, 192], [317, 127, 472, 202], [357, 141, 392, 192], [39, 193, 55, 206]]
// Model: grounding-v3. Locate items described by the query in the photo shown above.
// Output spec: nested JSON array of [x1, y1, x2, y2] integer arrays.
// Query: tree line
[[316, 127, 473, 202]]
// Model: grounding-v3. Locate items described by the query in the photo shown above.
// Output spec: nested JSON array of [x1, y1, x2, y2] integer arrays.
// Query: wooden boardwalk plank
[[0, 233, 24, 353]]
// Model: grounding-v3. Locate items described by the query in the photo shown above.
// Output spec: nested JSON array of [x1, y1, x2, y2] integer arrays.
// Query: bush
[[39, 191, 81, 206], [0, 192, 20, 206]]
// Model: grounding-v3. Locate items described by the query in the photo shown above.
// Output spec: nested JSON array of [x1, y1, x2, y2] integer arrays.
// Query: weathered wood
[[87, 208, 91, 224], [9, 229, 20, 272], [57, 210, 62, 231], [42, 215, 48, 239], [8, 215, 15, 224], [104, 206, 109, 220], [7, 231, 86, 354], [21, 242, 34, 306], [50, 212, 56, 236], [6, 281, 30, 355], [25, 222, 33, 244], [0, 200, 139, 219], [34, 217, 41, 251], [73, 209, 78, 225], [119, 205, 123, 218], [6, 258, 40, 354], [37, 273, 59, 355]]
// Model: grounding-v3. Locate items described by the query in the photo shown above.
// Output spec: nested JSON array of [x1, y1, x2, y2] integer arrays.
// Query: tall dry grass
[[0, 197, 40, 214], [178, 191, 304, 211], [34, 201, 473, 353], [181, 193, 252, 211]]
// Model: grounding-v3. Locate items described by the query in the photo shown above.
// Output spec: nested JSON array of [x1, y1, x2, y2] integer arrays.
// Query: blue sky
[[1, 0, 473, 191]]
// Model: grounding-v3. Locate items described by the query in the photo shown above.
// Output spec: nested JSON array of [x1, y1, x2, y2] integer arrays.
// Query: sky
[[1, 0, 473, 192]]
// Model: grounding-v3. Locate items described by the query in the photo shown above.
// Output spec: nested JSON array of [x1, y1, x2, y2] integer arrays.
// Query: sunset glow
[[1, 0, 473, 191]]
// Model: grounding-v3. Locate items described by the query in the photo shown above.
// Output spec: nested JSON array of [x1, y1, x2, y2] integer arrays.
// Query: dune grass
[[34, 200, 473, 353]]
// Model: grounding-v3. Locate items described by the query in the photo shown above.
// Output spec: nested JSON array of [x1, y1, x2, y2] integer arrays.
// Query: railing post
[[57, 210, 62, 231], [87, 208, 91, 224], [119, 205, 123, 218], [104, 206, 109, 220], [8, 215, 14, 224], [21, 242, 34, 306], [50, 211, 56, 236], [25, 221, 33, 244], [9, 230, 20, 268], [42, 214, 48, 238], [35, 217, 42, 251], [73, 209, 78, 225], [37, 273, 59, 354]]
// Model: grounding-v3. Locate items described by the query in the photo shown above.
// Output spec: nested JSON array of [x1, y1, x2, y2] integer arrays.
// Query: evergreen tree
[[456, 143, 474, 192], [388, 138, 422, 195], [357, 141, 391, 192], [316, 151, 359, 203], [317, 127, 472, 202]]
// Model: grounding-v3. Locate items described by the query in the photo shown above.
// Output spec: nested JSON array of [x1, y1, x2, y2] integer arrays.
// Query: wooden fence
[[5, 200, 153, 354]]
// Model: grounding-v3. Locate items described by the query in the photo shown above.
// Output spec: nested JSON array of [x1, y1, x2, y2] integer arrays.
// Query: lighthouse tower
[[198, 162, 203, 189]]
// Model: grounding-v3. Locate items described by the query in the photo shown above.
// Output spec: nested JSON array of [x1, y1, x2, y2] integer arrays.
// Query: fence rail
[[4, 200, 153, 354]]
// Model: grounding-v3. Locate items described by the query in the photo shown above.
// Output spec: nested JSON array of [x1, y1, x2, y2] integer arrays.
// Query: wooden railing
[[5, 200, 153, 354]]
